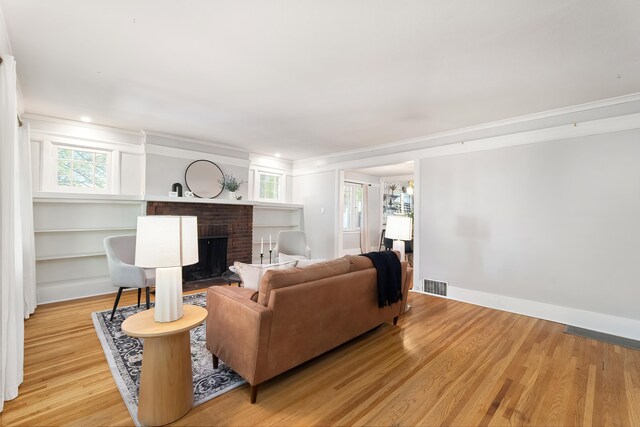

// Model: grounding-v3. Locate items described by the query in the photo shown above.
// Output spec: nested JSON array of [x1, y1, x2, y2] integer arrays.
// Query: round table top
[[121, 305, 207, 338]]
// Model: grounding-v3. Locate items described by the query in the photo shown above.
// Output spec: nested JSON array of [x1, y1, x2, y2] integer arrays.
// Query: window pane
[[343, 183, 364, 229], [259, 174, 280, 200], [72, 150, 94, 162], [95, 164, 107, 188], [58, 148, 72, 159], [57, 160, 72, 186], [72, 161, 93, 187], [55, 146, 110, 191]]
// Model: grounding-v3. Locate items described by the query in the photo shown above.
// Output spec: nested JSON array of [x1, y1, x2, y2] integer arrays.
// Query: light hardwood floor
[[1, 290, 639, 426]]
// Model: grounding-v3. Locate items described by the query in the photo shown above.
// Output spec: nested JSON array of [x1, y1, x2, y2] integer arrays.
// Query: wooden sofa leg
[[250, 385, 258, 404], [212, 354, 219, 370], [393, 316, 399, 325]]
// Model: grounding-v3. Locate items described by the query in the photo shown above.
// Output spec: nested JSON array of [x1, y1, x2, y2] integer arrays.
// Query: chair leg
[[393, 316, 399, 325], [137, 288, 141, 307], [250, 385, 258, 404], [145, 287, 151, 310], [110, 288, 125, 321], [212, 354, 219, 370]]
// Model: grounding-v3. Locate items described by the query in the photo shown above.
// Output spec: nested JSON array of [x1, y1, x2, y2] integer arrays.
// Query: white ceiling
[[2, 1, 640, 160]]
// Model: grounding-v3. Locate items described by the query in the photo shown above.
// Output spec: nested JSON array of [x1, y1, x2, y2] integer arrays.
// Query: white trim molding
[[145, 143, 250, 168], [293, 92, 640, 170], [293, 112, 640, 176], [426, 286, 640, 341]]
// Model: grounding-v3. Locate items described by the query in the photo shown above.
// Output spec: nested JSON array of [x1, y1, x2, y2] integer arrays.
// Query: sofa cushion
[[258, 257, 351, 306], [345, 254, 374, 272], [279, 253, 328, 268], [234, 261, 298, 291]]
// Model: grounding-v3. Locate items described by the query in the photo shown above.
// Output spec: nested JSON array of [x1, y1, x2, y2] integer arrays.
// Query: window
[[343, 182, 363, 230], [258, 172, 282, 201], [52, 145, 111, 193]]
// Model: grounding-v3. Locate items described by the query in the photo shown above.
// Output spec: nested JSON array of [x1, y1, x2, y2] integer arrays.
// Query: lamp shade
[[385, 215, 412, 241], [134, 216, 198, 268]]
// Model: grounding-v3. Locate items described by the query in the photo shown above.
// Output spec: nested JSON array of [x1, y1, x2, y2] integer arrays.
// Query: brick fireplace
[[146, 201, 253, 274]]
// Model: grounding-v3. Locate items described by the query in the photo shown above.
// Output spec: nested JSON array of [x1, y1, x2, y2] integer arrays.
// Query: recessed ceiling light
[[274, 153, 281, 158], [80, 116, 92, 123]]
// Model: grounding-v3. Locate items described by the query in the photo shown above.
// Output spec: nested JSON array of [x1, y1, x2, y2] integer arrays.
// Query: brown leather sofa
[[205, 254, 412, 403]]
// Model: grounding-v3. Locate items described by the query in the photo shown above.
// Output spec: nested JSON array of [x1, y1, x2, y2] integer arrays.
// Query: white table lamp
[[135, 215, 198, 322], [385, 215, 412, 261]]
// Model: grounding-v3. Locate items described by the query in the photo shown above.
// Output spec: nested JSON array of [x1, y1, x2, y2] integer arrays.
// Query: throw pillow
[[279, 253, 326, 268], [234, 260, 298, 291]]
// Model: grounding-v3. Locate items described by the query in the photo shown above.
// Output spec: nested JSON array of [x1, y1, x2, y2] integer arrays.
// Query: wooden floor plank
[[1, 290, 639, 426]]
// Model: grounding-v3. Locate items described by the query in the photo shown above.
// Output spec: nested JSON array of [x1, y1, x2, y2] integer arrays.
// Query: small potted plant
[[219, 174, 247, 200]]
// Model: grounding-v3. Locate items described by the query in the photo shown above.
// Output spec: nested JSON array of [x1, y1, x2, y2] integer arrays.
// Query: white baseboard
[[36, 276, 133, 304], [420, 285, 640, 341]]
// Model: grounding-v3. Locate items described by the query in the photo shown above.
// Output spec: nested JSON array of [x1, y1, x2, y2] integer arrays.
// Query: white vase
[[228, 191, 237, 200]]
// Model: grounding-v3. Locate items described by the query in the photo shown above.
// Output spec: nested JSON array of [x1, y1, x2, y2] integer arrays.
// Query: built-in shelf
[[34, 227, 136, 233], [33, 192, 144, 204], [36, 251, 106, 262]]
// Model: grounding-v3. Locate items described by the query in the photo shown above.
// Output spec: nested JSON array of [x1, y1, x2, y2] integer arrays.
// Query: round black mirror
[[184, 160, 224, 198]]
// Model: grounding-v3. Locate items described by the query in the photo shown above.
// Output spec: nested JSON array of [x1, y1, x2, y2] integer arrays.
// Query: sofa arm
[[206, 286, 272, 385]]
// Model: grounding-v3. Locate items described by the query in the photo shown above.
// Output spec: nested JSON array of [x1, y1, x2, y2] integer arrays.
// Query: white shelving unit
[[33, 195, 145, 303], [252, 204, 304, 263]]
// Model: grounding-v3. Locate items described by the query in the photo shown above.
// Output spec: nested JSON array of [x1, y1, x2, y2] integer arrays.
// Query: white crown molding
[[294, 92, 640, 168], [23, 113, 145, 138], [146, 142, 250, 168], [145, 130, 250, 155], [430, 286, 640, 341], [293, 112, 640, 176]]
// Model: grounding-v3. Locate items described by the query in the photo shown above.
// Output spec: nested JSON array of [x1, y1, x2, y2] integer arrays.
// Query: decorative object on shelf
[[385, 215, 412, 261], [172, 183, 183, 197], [260, 236, 264, 264], [135, 216, 198, 322], [184, 191, 194, 198], [168, 191, 178, 197], [388, 184, 398, 195], [185, 160, 224, 199], [218, 174, 247, 200]]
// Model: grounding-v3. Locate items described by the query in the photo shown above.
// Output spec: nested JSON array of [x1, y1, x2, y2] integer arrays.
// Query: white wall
[[293, 170, 339, 259], [419, 129, 640, 338], [145, 134, 250, 199]]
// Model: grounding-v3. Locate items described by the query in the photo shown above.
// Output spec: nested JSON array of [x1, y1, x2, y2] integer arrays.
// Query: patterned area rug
[[91, 292, 245, 426]]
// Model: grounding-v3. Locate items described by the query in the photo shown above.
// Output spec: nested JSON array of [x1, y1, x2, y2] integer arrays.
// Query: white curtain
[[19, 123, 36, 317], [360, 185, 370, 253], [1, 54, 34, 412]]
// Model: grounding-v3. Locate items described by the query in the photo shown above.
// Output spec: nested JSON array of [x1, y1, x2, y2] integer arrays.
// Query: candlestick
[[269, 249, 273, 264], [260, 236, 264, 254], [260, 253, 264, 265]]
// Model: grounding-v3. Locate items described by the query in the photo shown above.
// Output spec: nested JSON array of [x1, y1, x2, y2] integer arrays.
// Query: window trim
[[255, 169, 285, 202], [42, 139, 115, 194]]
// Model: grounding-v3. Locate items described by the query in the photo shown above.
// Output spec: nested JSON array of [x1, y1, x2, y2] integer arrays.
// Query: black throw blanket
[[360, 251, 403, 308]]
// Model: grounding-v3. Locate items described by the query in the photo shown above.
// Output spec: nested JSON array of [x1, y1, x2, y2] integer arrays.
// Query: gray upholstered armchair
[[273, 230, 311, 260], [104, 235, 155, 321]]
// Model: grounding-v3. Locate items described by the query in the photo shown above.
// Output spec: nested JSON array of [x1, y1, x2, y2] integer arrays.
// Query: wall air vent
[[423, 279, 447, 296]]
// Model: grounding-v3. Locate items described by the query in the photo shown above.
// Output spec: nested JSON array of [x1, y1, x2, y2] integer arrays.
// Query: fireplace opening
[[183, 236, 228, 283]]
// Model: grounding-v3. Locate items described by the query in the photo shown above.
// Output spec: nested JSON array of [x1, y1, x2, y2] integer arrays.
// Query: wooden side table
[[121, 305, 207, 426]]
